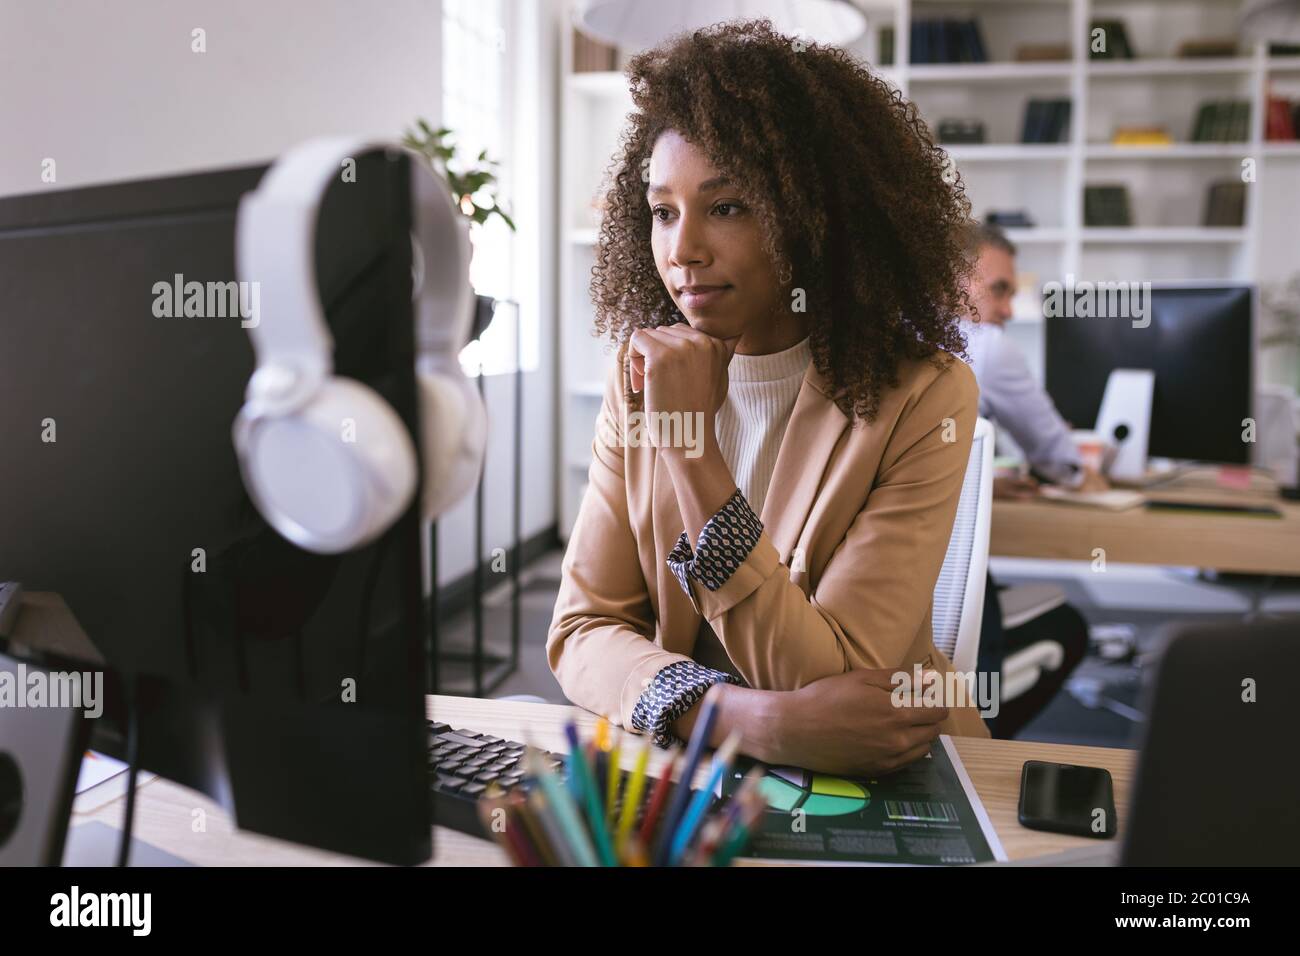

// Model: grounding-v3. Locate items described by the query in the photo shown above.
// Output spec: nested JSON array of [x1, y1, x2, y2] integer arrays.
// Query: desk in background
[[992, 483, 1300, 576], [71, 694, 1135, 866]]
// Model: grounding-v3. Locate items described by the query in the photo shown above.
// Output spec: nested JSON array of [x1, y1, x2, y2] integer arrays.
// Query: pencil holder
[[474, 716, 766, 867]]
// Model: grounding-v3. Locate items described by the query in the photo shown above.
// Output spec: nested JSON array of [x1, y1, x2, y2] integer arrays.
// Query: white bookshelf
[[558, 0, 1300, 539], [1087, 56, 1256, 77], [944, 143, 1072, 160], [1084, 143, 1256, 159], [909, 60, 1075, 81]]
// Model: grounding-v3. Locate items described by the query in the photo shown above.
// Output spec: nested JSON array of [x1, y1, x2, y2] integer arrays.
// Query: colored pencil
[[525, 747, 598, 867], [637, 749, 680, 849], [526, 785, 578, 867], [565, 721, 617, 866], [615, 737, 652, 853], [475, 787, 522, 864], [710, 765, 765, 847], [653, 692, 721, 865], [605, 726, 623, 824], [713, 786, 769, 866], [668, 730, 741, 865], [509, 787, 558, 866]]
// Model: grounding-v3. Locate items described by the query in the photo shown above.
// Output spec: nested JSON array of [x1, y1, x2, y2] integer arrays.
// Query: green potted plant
[[402, 118, 515, 232]]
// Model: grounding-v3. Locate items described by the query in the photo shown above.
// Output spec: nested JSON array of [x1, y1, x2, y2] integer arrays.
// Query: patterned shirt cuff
[[666, 488, 764, 598], [630, 660, 741, 748]]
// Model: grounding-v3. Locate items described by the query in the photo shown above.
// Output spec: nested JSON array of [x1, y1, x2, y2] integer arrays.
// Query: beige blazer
[[547, 341, 990, 741]]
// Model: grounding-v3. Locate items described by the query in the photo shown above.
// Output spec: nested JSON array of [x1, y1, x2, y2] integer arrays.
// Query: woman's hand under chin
[[629, 322, 744, 548], [628, 322, 741, 440]]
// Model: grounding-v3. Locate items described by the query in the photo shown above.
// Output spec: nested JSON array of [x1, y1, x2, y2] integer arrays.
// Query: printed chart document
[[724, 735, 1007, 865]]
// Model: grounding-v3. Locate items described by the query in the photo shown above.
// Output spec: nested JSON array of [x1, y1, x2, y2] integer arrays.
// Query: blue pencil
[[564, 722, 617, 866], [653, 689, 722, 866], [668, 731, 741, 865]]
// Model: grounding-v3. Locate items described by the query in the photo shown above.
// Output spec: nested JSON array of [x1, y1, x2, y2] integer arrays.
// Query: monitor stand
[[1096, 368, 1155, 481]]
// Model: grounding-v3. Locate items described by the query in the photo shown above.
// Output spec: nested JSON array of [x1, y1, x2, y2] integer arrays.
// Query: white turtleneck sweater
[[689, 335, 812, 681], [713, 335, 813, 519]]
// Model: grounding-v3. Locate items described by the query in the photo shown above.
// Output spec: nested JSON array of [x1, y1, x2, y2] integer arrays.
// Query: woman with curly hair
[[547, 19, 990, 776]]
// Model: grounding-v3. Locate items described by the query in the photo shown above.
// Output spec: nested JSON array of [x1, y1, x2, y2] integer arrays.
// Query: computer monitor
[[1044, 283, 1253, 467], [1122, 617, 1299, 865], [0, 153, 432, 864]]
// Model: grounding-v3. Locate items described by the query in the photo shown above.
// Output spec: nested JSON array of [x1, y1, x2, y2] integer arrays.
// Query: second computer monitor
[[1045, 283, 1253, 466]]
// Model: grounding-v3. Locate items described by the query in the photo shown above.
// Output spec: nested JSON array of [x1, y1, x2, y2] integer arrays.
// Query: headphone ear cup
[[236, 378, 417, 553], [417, 368, 487, 519]]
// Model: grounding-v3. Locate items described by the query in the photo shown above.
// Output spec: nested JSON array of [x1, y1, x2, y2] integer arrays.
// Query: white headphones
[[232, 138, 487, 553]]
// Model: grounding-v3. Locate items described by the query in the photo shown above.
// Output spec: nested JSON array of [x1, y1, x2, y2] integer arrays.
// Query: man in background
[[960, 222, 1109, 499], [960, 221, 1094, 737]]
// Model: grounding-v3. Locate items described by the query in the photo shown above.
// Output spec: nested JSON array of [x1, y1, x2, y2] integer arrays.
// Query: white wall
[[1, 0, 560, 590], [0, 0, 443, 194]]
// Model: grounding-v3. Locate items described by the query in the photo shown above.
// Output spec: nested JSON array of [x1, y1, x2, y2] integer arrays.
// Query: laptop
[[996, 616, 1299, 866], [1121, 616, 1298, 865]]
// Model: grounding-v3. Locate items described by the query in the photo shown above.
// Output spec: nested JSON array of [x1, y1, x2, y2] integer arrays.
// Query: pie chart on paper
[[756, 766, 869, 816]]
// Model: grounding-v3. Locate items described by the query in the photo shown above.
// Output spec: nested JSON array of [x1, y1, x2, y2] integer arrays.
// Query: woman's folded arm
[[690, 362, 978, 689]]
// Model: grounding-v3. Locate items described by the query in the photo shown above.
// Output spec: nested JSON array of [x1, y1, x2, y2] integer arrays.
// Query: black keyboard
[[426, 720, 713, 842]]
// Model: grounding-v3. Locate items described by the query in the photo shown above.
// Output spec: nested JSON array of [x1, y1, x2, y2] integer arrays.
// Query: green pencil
[[525, 747, 598, 867]]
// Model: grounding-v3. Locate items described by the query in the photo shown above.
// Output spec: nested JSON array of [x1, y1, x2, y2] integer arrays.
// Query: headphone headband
[[236, 139, 474, 412], [233, 137, 484, 554]]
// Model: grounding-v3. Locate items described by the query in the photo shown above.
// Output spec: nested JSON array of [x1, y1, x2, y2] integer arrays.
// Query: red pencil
[[637, 750, 680, 850], [503, 803, 544, 867]]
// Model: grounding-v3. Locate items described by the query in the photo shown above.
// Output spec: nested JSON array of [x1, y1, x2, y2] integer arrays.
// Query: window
[[442, 0, 528, 376]]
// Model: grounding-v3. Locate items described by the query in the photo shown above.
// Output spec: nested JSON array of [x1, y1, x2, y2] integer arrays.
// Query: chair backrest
[[931, 417, 994, 674]]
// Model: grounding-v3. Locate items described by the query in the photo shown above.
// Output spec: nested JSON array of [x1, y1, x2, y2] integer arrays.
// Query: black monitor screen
[[0, 152, 431, 864], [1045, 285, 1253, 465]]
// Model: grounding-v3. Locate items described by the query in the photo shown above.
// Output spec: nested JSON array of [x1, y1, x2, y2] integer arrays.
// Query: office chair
[[932, 418, 994, 675], [998, 585, 1069, 702]]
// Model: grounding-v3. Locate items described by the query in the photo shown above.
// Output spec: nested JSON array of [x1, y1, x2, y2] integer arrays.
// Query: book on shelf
[[1203, 181, 1246, 227], [937, 118, 986, 144], [1176, 38, 1238, 58], [1090, 19, 1135, 60], [1020, 99, 1071, 144], [572, 29, 617, 73], [985, 210, 1035, 229], [1084, 185, 1133, 227], [1015, 43, 1070, 62], [910, 18, 987, 65], [1265, 97, 1297, 141], [1191, 101, 1251, 142], [1111, 127, 1173, 147]]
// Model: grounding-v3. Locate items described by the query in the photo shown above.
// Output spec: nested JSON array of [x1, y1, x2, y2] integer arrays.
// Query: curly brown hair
[[589, 19, 974, 423]]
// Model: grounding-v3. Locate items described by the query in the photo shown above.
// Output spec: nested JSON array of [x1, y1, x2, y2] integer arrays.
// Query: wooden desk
[[992, 491, 1300, 576], [71, 694, 1135, 866]]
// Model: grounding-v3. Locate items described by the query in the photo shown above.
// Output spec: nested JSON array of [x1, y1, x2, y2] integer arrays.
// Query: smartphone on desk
[[1018, 760, 1117, 839]]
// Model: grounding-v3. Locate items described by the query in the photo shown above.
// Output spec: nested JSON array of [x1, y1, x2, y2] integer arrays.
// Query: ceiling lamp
[[573, 0, 868, 51], [1241, 0, 1300, 43]]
